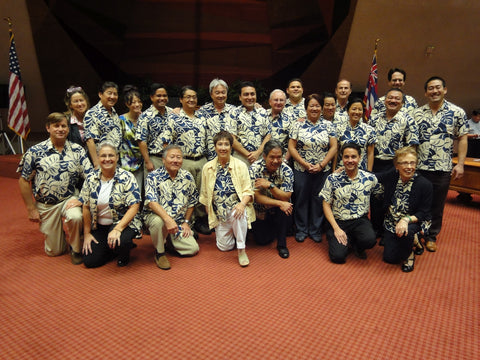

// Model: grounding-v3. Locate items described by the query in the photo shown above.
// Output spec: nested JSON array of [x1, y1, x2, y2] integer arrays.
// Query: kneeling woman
[[377, 146, 432, 272], [200, 130, 255, 267], [80, 141, 141, 267]]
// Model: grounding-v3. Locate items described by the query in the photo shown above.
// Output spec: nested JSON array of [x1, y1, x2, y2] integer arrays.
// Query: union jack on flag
[[363, 49, 378, 122], [7, 26, 30, 140]]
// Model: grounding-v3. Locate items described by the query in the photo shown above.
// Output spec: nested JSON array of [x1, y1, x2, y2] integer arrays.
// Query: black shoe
[[353, 247, 367, 260], [401, 252, 415, 273], [295, 234, 306, 243], [277, 246, 290, 259], [311, 235, 322, 243], [195, 222, 212, 235], [117, 257, 129, 267], [378, 238, 384, 246]]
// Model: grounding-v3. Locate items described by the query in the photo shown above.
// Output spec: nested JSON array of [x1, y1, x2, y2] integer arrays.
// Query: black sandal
[[401, 251, 415, 273]]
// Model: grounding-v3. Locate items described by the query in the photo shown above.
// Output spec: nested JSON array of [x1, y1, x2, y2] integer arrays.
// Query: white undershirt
[[97, 179, 114, 225]]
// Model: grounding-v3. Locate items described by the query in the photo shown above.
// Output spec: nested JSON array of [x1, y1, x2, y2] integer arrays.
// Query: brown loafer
[[425, 241, 437, 252], [155, 253, 171, 270], [70, 251, 83, 265]]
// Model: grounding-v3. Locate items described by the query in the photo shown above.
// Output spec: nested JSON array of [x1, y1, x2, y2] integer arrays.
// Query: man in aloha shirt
[[144, 145, 200, 270], [197, 78, 236, 161], [369, 88, 419, 237], [413, 76, 468, 252], [334, 79, 352, 118], [322, 92, 348, 126], [161, 86, 209, 234], [135, 83, 173, 173], [370, 68, 418, 120], [84, 81, 122, 168], [249, 140, 294, 259], [284, 78, 306, 119], [320, 143, 382, 264], [228, 81, 272, 166], [18, 112, 93, 264], [266, 89, 295, 154]]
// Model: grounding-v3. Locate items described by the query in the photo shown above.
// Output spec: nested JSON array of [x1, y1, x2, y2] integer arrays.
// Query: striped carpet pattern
[[0, 175, 478, 359]]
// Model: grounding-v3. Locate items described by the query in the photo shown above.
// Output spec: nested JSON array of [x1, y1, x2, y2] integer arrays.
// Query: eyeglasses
[[397, 161, 416, 166], [184, 95, 197, 100]]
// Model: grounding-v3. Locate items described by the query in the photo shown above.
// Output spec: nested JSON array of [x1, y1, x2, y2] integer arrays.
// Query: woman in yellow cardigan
[[200, 130, 255, 267]]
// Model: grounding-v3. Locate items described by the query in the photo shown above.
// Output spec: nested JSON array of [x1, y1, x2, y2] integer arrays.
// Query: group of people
[[18, 69, 471, 272]]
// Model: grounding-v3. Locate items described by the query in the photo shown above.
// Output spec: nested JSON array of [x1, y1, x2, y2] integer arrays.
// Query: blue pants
[[293, 169, 328, 239]]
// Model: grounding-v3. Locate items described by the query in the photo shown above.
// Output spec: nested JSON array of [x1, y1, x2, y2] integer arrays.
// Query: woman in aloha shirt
[[81, 141, 141, 268], [119, 85, 144, 194], [334, 98, 376, 172], [288, 94, 337, 243]]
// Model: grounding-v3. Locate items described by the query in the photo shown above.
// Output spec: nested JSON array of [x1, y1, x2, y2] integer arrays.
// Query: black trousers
[[371, 159, 395, 235], [83, 224, 136, 268], [252, 207, 292, 248], [383, 223, 420, 264], [418, 170, 450, 243], [326, 216, 376, 264]]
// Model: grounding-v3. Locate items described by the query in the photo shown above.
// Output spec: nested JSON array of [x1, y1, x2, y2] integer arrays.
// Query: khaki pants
[[182, 157, 207, 221], [36, 197, 83, 256], [144, 213, 199, 255], [144, 155, 164, 180]]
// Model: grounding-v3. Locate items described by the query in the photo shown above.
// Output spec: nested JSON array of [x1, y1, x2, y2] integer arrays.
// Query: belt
[[36, 198, 60, 205], [184, 155, 205, 161]]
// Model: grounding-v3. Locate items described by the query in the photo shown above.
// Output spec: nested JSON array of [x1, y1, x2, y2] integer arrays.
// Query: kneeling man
[[144, 145, 199, 270], [319, 143, 381, 263], [18, 112, 92, 264], [249, 140, 293, 258]]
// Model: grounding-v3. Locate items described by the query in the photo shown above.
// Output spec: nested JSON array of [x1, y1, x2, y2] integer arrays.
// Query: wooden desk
[[449, 157, 480, 195]]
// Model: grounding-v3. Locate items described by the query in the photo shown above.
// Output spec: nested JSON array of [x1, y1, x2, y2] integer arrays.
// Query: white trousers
[[215, 208, 248, 251]]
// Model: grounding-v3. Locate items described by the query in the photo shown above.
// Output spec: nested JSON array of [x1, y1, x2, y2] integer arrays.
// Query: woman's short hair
[[393, 146, 418, 165], [97, 141, 118, 155], [213, 130, 233, 147], [305, 93, 323, 108], [346, 98, 365, 112]]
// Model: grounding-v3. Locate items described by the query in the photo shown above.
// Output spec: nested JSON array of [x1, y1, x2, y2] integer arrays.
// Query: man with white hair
[[267, 89, 294, 153], [197, 78, 236, 161]]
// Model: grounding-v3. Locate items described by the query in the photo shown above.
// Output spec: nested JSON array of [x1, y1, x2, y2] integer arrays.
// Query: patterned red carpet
[[0, 175, 478, 359]]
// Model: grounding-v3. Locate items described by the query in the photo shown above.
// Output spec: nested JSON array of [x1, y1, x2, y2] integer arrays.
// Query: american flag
[[8, 26, 30, 140], [363, 48, 378, 122]]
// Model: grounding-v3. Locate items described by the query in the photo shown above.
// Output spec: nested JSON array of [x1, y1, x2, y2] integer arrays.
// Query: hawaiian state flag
[[363, 49, 378, 122], [7, 27, 30, 140]]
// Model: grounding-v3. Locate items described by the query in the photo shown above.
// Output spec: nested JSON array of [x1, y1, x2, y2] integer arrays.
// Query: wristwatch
[[268, 182, 276, 189], [184, 219, 191, 225]]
